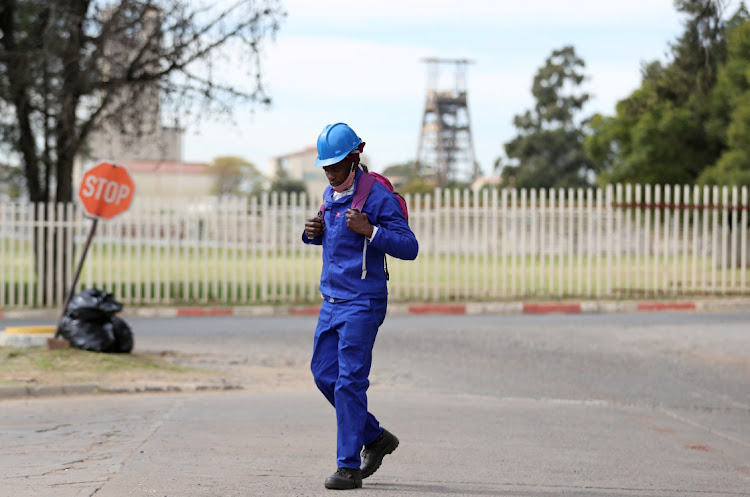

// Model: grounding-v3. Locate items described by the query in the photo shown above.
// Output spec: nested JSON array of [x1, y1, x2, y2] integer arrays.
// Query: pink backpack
[[351, 172, 409, 221], [319, 171, 409, 221], [319, 170, 409, 280]]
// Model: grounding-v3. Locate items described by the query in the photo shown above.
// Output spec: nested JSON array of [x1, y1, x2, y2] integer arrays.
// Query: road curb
[[125, 298, 749, 317], [0, 383, 99, 399], [1, 298, 749, 322], [0, 382, 244, 400]]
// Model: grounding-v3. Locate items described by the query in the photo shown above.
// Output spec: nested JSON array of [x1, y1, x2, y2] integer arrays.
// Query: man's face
[[322, 160, 354, 187]]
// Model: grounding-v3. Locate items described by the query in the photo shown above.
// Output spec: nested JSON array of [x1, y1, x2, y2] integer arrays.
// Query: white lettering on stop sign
[[81, 175, 131, 205]]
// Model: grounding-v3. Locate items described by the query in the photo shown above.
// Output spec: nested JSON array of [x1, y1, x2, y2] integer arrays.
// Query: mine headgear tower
[[416, 58, 477, 186]]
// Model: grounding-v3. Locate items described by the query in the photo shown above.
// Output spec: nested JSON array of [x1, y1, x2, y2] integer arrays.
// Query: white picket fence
[[1, 184, 748, 310]]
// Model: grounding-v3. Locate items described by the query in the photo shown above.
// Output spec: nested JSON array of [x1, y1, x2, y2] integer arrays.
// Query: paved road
[[2, 312, 750, 496]]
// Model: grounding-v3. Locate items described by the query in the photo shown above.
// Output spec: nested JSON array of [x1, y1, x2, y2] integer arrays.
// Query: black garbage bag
[[59, 315, 116, 352], [58, 288, 133, 353], [105, 316, 134, 354], [66, 288, 122, 321]]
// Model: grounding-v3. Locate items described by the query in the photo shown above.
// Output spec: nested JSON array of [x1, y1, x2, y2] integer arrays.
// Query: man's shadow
[[366, 482, 558, 496]]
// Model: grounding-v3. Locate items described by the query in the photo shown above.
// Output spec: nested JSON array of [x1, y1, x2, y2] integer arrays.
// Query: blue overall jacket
[[302, 169, 418, 300]]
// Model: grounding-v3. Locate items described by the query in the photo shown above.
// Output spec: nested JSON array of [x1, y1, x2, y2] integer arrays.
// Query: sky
[[182, 0, 695, 178]]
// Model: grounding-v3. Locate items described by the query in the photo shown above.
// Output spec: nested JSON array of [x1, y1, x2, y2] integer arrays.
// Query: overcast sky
[[181, 1, 703, 177]]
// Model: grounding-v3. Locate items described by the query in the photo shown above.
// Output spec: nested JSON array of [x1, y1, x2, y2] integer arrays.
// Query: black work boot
[[360, 429, 399, 479], [324, 467, 363, 490]]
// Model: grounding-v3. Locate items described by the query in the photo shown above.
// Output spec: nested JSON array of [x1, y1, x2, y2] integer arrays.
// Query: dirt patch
[[0, 347, 312, 393], [674, 348, 750, 374]]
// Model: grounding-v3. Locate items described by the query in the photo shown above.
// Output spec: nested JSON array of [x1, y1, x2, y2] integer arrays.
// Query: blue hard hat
[[315, 123, 362, 167]]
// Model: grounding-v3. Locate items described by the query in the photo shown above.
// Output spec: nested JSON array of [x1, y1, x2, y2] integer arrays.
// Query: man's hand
[[346, 209, 374, 238], [305, 216, 325, 238]]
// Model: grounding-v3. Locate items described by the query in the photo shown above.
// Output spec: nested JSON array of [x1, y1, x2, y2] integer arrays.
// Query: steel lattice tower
[[416, 58, 477, 186]]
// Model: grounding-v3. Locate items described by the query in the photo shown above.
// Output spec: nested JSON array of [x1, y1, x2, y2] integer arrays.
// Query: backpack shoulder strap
[[351, 172, 377, 280], [351, 171, 375, 212], [319, 185, 331, 218]]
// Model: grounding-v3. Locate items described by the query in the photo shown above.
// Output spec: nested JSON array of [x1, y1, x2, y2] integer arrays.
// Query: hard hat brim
[[314, 142, 361, 167], [315, 154, 349, 167]]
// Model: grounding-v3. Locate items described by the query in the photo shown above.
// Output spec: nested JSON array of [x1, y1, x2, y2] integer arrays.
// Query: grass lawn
[[3, 240, 749, 306], [0, 346, 211, 387]]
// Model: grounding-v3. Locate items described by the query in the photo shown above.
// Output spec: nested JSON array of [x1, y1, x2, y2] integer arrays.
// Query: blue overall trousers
[[311, 296, 388, 469]]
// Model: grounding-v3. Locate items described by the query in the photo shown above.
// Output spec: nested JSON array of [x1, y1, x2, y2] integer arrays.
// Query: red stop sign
[[78, 162, 135, 219]]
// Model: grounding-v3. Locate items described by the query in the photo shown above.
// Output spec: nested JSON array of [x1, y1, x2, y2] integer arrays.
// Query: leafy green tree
[[269, 178, 308, 197], [500, 45, 596, 189], [0, 163, 24, 198], [698, 13, 750, 186], [381, 161, 417, 190], [443, 179, 472, 190], [381, 162, 416, 178], [586, 0, 733, 185], [210, 156, 265, 197], [269, 166, 308, 198], [400, 177, 435, 196]]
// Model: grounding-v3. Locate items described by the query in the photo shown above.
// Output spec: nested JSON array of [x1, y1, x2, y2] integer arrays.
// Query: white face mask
[[332, 164, 356, 193]]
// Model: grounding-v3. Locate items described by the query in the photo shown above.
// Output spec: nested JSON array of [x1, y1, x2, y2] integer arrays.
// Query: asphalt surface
[[1, 312, 750, 496]]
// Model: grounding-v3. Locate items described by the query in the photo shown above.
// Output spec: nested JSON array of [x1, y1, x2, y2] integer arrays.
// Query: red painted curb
[[408, 304, 467, 315], [523, 303, 582, 314], [637, 302, 696, 312], [176, 307, 234, 317], [0, 311, 3, 319], [290, 306, 321, 316]]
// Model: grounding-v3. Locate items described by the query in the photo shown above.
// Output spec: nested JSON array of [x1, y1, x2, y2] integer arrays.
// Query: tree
[[0, 0, 284, 203], [269, 166, 308, 199], [269, 177, 308, 197], [500, 45, 596, 189], [0, 0, 284, 304], [698, 12, 750, 186], [0, 163, 24, 198], [586, 0, 733, 185], [210, 156, 265, 197], [400, 177, 435, 196], [381, 161, 417, 190], [381, 162, 416, 178]]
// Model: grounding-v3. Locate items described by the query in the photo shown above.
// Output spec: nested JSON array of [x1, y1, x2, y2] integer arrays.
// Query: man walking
[[302, 122, 418, 489]]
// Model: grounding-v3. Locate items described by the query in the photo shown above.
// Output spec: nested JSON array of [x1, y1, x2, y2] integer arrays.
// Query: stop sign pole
[[54, 162, 136, 339], [55, 218, 100, 338]]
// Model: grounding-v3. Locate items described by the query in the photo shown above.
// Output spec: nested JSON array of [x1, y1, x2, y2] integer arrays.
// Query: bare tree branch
[[0, 0, 285, 202]]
